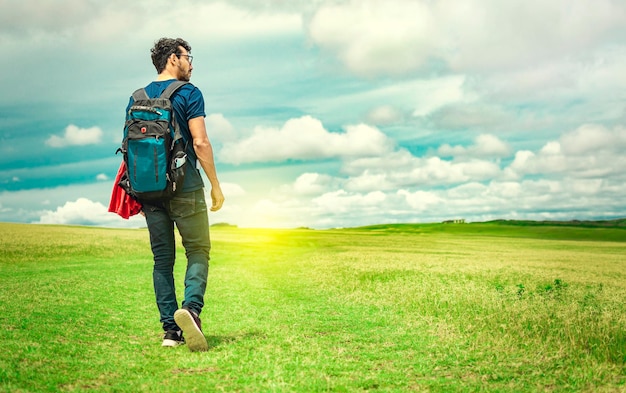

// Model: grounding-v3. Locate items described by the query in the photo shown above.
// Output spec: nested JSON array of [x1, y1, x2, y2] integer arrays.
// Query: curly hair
[[150, 37, 192, 73]]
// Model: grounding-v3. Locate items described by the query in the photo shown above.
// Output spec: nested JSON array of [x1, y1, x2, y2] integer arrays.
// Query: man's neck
[[156, 70, 177, 81]]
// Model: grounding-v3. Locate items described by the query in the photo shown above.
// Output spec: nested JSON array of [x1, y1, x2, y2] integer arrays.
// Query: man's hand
[[210, 185, 225, 211]]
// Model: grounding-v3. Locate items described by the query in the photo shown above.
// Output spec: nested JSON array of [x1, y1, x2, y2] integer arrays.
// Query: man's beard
[[177, 65, 191, 82]]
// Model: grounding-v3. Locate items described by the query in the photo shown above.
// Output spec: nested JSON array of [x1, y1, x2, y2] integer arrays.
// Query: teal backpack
[[117, 81, 189, 202]]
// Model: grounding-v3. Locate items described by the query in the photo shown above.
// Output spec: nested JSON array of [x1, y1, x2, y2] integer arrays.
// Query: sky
[[1, 0, 625, 229]]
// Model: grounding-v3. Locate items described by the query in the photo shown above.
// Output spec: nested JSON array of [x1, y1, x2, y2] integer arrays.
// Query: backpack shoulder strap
[[131, 88, 149, 101], [130, 81, 188, 102], [160, 81, 190, 150], [160, 81, 189, 99]]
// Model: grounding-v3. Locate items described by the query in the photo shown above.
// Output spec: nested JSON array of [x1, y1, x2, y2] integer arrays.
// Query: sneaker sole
[[162, 338, 183, 347], [174, 309, 208, 352]]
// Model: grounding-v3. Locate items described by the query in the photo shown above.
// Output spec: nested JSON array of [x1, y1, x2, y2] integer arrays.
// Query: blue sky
[[1, 0, 625, 229]]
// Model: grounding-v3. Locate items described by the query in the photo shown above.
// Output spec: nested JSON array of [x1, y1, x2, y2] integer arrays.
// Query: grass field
[[0, 221, 624, 392]]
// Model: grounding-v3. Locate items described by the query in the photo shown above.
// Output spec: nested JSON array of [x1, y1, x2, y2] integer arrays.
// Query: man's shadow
[[205, 331, 265, 350]]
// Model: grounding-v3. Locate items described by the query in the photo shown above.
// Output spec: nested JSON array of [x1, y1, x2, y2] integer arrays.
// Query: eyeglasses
[[177, 54, 193, 64]]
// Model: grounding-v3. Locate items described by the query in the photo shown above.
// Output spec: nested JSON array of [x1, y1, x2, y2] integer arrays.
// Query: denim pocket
[[169, 193, 196, 219], [168, 190, 206, 219]]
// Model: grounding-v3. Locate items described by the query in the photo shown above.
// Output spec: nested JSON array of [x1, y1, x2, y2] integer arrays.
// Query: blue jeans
[[143, 189, 211, 331]]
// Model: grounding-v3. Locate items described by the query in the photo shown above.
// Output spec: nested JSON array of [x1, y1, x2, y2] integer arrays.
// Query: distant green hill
[[485, 218, 626, 228], [353, 219, 626, 242]]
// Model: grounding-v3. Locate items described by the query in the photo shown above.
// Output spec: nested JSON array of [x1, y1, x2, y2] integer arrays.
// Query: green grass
[[0, 222, 625, 392]]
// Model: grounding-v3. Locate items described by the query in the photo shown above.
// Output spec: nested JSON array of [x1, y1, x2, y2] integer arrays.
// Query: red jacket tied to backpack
[[108, 161, 143, 219]]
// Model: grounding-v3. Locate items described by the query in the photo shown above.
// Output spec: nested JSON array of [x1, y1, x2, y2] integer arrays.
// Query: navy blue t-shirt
[[126, 79, 206, 193]]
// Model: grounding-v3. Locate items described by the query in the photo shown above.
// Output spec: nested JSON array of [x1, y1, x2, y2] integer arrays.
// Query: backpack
[[117, 81, 190, 202]]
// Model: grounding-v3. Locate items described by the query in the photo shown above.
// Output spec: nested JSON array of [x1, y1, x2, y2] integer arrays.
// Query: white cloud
[[0, 182, 145, 228], [206, 113, 236, 143], [219, 182, 246, 197], [560, 124, 626, 155], [427, 104, 512, 131], [36, 197, 143, 227], [342, 150, 415, 175], [0, 0, 96, 38], [291, 173, 338, 195], [410, 76, 468, 117], [441, 0, 626, 72], [308, 0, 439, 76], [344, 150, 502, 188], [365, 105, 403, 125], [397, 189, 442, 212], [308, 0, 626, 76], [391, 176, 623, 223], [0, 1, 302, 45], [507, 124, 626, 178], [438, 134, 511, 159], [175, 2, 302, 40], [96, 173, 109, 181], [344, 171, 392, 192], [318, 75, 468, 120], [46, 125, 103, 148], [219, 116, 394, 164]]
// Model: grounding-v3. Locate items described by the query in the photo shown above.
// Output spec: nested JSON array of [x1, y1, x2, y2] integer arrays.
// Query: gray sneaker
[[174, 307, 208, 352]]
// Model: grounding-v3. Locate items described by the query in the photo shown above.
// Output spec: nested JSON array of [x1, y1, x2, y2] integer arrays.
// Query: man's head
[[151, 37, 193, 81]]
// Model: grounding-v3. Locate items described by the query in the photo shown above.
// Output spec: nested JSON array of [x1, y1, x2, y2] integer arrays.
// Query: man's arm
[[188, 116, 224, 211]]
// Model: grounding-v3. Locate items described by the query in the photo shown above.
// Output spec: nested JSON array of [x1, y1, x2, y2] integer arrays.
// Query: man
[[127, 37, 224, 352]]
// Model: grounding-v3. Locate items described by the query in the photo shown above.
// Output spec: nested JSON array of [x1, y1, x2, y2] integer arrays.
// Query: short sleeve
[[185, 86, 206, 121]]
